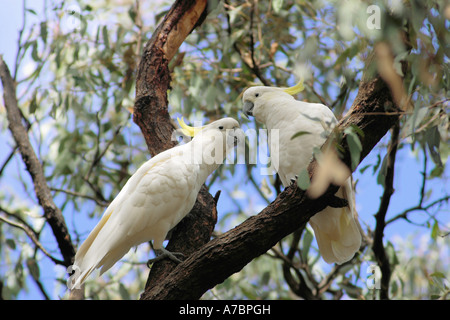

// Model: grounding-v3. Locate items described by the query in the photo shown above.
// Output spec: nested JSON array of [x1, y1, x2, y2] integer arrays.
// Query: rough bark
[[139, 57, 404, 299], [132, 0, 216, 293], [134, 0, 407, 300]]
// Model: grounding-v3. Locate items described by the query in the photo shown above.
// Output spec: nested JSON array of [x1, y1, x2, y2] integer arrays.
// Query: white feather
[[70, 118, 240, 288], [243, 87, 361, 264]]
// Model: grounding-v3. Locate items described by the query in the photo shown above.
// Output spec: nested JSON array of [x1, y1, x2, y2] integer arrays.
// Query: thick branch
[[134, 0, 209, 155], [132, 0, 217, 293], [0, 55, 75, 267], [140, 48, 405, 300]]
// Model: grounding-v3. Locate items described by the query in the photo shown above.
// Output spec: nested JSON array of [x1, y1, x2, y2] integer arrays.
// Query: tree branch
[[131, 0, 218, 293], [372, 122, 400, 300], [0, 207, 65, 265], [132, 0, 410, 299], [0, 55, 75, 267], [140, 45, 406, 299], [224, 0, 271, 86]]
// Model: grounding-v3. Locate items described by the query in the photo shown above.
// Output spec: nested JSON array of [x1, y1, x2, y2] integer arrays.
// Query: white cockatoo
[[242, 81, 361, 264], [69, 117, 241, 289]]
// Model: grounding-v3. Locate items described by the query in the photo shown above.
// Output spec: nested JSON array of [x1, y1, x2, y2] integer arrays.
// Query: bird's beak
[[243, 101, 254, 117]]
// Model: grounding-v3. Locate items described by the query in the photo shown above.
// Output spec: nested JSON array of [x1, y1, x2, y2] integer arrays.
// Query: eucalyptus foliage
[[0, 0, 448, 299]]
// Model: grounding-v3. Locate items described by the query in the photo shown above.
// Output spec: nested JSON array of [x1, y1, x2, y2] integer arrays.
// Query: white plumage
[[242, 84, 361, 264], [70, 117, 240, 289]]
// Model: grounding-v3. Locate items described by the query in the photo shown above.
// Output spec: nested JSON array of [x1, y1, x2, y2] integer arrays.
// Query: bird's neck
[[187, 137, 225, 178]]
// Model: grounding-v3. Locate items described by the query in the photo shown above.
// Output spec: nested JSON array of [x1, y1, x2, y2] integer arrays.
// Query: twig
[[309, 81, 329, 106], [385, 195, 450, 226], [385, 145, 448, 226], [13, 0, 27, 81], [248, 0, 269, 85], [50, 187, 110, 207], [0, 146, 18, 177], [0, 210, 65, 265], [0, 55, 75, 266], [372, 122, 400, 299], [224, 0, 270, 86]]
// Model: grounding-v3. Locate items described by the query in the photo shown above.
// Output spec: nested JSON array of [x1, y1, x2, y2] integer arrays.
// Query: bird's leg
[[290, 175, 298, 186], [146, 247, 185, 267]]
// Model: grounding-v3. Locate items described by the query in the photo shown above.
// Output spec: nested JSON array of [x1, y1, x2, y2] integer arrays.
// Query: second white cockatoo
[[242, 80, 361, 264], [69, 117, 241, 289]]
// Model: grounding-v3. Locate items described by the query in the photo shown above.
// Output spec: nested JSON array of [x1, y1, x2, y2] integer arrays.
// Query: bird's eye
[[218, 126, 224, 130], [255, 93, 259, 97]]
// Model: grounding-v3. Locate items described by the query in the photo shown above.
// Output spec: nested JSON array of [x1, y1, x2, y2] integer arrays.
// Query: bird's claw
[[290, 175, 298, 186], [147, 248, 185, 267]]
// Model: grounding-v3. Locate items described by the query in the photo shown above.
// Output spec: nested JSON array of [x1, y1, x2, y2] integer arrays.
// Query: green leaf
[[301, 228, 314, 261], [348, 124, 365, 138], [291, 131, 311, 140], [345, 127, 363, 171], [340, 282, 362, 299], [29, 90, 38, 114], [272, 0, 284, 14], [430, 220, 440, 241], [25, 8, 37, 15], [261, 271, 270, 286], [372, 153, 382, 174], [359, 164, 371, 174], [26, 258, 40, 281], [40, 22, 48, 45], [386, 241, 399, 267], [31, 40, 39, 61], [297, 168, 310, 190], [429, 272, 446, 279], [429, 165, 444, 178], [347, 134, 362, 170], [128, 7, 137, 23], [118, 283, 130, 300], [425, 126, 443, 167], [6, 238, 16, 250], [377, 154, 388, 186], [102, 25, 109, 49]]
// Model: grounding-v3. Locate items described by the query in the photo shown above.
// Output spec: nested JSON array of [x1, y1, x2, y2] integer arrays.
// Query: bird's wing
[[264, 99, 361, 264], [270, 101, 332, 186], [72, 147, 199, 286]]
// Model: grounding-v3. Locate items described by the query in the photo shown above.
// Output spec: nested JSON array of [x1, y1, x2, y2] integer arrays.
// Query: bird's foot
[[290, 175, 298, 186], [147, 247, 185, 267]]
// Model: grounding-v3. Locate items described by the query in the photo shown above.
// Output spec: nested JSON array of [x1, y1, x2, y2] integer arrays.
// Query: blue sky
[[0, 0, 448, 299]]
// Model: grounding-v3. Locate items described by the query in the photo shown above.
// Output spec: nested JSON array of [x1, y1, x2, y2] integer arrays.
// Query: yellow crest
[[283, 78, 305, 95], [177, 117, 204, 137]]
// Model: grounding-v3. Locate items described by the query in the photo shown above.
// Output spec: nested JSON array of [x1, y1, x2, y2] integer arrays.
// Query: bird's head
[[242, 79, 304, 122], [177, 117, 242, 148], [177, 117, 243, 167]]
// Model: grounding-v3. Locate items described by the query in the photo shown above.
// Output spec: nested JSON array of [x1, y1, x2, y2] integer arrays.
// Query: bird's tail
[[69, 247, 127, 291], [308, 180, 362, 264], [68, 208, 116, 291], [68, 256, 97, 291]]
